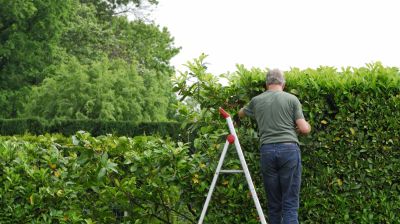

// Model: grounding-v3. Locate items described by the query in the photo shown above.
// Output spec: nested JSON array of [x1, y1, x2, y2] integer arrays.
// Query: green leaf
[[97, 167, 107, 180], [72, 136, 80, 146]]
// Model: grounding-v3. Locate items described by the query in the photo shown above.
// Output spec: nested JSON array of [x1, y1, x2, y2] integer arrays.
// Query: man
[[238, 69, 311, 224]]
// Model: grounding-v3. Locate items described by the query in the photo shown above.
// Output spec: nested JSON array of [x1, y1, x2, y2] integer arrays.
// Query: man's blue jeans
[[260, 143, 302, 224]]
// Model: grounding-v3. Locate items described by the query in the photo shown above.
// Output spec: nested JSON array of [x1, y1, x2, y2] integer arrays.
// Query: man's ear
[[282, 83, 285, 90]]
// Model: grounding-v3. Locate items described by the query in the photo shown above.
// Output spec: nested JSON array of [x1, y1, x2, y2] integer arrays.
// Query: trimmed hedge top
[[0, 119, 193, 141]]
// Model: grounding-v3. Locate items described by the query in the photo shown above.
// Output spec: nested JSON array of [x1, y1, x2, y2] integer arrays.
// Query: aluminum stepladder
[[198, 107, 267, 224]]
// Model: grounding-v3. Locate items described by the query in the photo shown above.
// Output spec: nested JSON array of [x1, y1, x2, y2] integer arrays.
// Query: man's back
[[244, 90, 304, 145]]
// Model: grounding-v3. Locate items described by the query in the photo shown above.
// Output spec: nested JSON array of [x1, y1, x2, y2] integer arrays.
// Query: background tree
[[80, 0, 158, 20], [0, 0, 180, 121], [0, 0, 75, 117], [0, 0, 73, 89]]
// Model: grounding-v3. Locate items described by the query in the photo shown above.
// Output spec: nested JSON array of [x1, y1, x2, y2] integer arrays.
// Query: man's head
[[266, 68, 285, 91], [266, 69, 285, 90]]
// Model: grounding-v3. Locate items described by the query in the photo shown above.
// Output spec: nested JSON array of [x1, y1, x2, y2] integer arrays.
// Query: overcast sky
[[151, 0, 400, 75]]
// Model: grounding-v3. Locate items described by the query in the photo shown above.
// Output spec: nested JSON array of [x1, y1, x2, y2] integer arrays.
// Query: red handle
[[219, 107, 230, 118]]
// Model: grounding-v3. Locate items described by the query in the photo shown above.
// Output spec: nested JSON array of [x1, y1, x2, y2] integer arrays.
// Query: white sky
[[152, 0, 400, 75]]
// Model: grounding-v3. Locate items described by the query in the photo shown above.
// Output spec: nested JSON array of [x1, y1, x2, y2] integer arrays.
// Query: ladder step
[[219, 169, 244, 173]]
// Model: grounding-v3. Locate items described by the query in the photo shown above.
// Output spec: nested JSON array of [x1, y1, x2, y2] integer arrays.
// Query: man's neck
[[267, 84, 283, 91]]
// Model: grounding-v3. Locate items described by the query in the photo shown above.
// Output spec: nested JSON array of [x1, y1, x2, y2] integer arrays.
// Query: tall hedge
[[173, 59, 400, 223], [285, 65, 400, 222]]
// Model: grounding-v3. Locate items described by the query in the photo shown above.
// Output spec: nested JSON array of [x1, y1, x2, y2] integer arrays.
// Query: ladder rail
[[219, 169, 243, 173], [198, 140, 230, 224], [197, 108, 267, 224], [227, 116, 267, 224]]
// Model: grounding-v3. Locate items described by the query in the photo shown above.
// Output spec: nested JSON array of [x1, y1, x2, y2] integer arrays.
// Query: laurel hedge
[[173, 60, 400, 223], [1, 62, 399, 223], [285, 65, 400, 223], [0, 132, 200, 223]]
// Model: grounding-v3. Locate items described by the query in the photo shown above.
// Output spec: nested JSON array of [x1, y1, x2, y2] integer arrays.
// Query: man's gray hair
[[266, 68, 285, 85]]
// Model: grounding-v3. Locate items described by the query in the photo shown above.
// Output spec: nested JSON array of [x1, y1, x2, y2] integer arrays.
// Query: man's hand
[[233, 113, 241, 126], [233, 108, 247, 127], [238, 108, 246, 118], [296, 119, 311, 135]]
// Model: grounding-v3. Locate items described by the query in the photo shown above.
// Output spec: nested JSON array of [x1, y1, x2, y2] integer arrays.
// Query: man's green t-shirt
[[244, 90, 305, 145]]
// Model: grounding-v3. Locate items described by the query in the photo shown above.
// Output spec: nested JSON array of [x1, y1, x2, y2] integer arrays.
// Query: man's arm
[[296, 118, 311, 134]]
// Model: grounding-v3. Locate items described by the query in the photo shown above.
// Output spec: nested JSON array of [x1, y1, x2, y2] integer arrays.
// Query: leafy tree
[[60, 5, 179, 73], [60, 3, 111, 63], [0, 89, 29, 118], [109, 17, 180, 72], [56, 3, 179, 122], [1, 0, 180, 121], [80, 0, 158, 20], [0, 0, 76, 117], [24, 57, 172, 121], [0, 0, 74, 90]]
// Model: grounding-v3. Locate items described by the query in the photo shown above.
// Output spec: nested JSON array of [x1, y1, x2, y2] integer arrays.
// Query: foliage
[[0, 118, 46, 135], [0, 0, 73, 117], [0, 0, 179, 121], [107, 17, 180, 73], [60, 4, 179, 71], [1, 56, 399, 224], [173, 57, 400, 223], [80, 0, 158, 20], [23, 57, 172, 121], [0, 132, 199, 223], [0, 118, 194, 142], [0, 88, 30, 118], [0, 0, 74, 90]]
